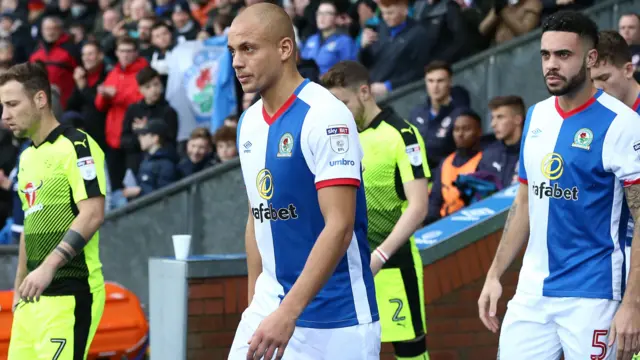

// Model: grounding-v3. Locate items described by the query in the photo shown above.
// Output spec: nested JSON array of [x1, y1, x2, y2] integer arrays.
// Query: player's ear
[[623, 61, 635, 79], [359, 84, 372, 101], [33, 90, 47, 110], [586, 48, 598, 68], [279, 37, 295, 62]]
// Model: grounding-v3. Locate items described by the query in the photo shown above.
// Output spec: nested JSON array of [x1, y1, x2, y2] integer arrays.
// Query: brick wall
[[185, 230, 522, 360]]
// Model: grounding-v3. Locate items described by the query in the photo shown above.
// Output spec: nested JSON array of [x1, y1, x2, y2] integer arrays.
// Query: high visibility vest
[[440, 152, 483, 217]]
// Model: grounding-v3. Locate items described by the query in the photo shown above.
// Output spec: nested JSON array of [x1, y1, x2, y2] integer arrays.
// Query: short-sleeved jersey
[[18, 125, 106, 296], [626, 94, 640, 245], [518, 89, 640, 300], [237, 79, 378, 329], [359, 107, 430, 267]]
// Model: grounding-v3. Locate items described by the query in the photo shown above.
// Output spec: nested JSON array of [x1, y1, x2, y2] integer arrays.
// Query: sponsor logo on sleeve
[[329, 159, 356, 167], [633, 141, 640, 157], [405, 144, 422, 166], [326, 125, 349, 154], [77, 157, 97, 181]]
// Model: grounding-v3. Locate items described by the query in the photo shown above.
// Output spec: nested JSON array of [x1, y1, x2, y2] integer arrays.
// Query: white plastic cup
[[172, 235, 192, 260]]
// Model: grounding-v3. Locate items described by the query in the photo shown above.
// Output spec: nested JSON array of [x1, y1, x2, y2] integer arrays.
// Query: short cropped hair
[[151, 20, 173, 33], [0, 62, 52, 106], [488, 95, 526, 116], [190, 127, 214, 147], [136, 66, 160, 86], [542, 10, 599, 49], [116, 35, 138, 51], [456, 109, 482, 126], [321, 60, 370, 89], [424, 60, 452, 77], [596, 30, 632, 67], [379, 0, 409, 7], [213, 125, 237, 144]]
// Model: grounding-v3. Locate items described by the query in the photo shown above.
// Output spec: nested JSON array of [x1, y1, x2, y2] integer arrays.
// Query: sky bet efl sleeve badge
[[326, 125, 349, 154], [571, 128, 593, 150], [77, 156, 97, 181]]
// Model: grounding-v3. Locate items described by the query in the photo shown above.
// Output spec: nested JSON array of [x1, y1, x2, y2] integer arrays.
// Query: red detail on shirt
[[518, 177, 528, 185], [263, 94, 297, 125], [316, 178, 361, 190], [555, 96, 597, 119], [624, 178, 640, 187], [632, 96, 640, 112]]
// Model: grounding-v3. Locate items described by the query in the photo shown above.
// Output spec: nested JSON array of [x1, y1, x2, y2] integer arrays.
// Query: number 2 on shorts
[[591, 330, 608, 360], [50, 338, 67, 360], [389, 298, 406, 322]]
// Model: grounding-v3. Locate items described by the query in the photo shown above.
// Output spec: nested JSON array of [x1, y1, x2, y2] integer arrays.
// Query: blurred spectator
[[191, 0, 217, 26], [414, 0, 472, 64], [359, 0, 430, 98], [475, 96, 524, 187], [95, 36, 149, 192], [97, 8, 123, 66], [425, 110, 483, 224], [300, 0, 357, 75], [0, 11, 31, 63], [409, 61, 469, 171], [69, 23, 87, 46], [224, 115, 239, 128], [122, 119, 179, 200], [154, 0, 177, 20], [4, 139, 29, 244], [149, 20, 175, 86], [619, 13, 640, 82], [297, 48, 321, 83], [178, 127, 216, 178], [212, 125, 238, 162], [30, 15, 80, 108], [0, 124, 16, 228], [66, 40, 108, 150], [121, 66, 179, 175], [173, 2, 201, 43], [0, 40, 15, 72], [242, 92, 255, 111], [478, 0, 542, 45], [136, 15, 157, 59], [539, 0, 592, 22]]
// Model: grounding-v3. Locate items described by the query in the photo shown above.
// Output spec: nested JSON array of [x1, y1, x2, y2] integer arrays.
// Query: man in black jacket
[[359, 0, 430, 98]]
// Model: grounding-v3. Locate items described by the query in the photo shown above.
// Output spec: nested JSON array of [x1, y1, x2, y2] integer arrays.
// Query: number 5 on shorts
[[50, 338, 67, 360], [591, 330, 608, 360]]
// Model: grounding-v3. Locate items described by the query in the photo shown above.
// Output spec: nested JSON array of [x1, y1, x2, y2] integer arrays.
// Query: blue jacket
[[475, 140, 521, 188], [137, 147, 180, 197], [301, 32, 357, 75], [177, 153, 217, 179]]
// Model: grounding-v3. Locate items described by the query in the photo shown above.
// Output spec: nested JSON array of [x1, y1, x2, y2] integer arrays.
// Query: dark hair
[[213, 13, 234, 31], [596, 30, 632, 67], [321, 60, 370, 89], [0, 62, 52, 107], [151, 20, 173, 33], [424, 60, 452, 77], [82, 39, 101, 52], [541, 10, 599, 49], [139, 15, 157, 23], [190, 127, 213, 147], [379, 0, 409, 7], [224, 115, 239, 124], [620, 13, 640, 23], [116, 35, 138, 51], [136, 66, 160, 86], [488, 95, 526, 116], [456, 109, 482, 126], [213, 125, 237, 144]]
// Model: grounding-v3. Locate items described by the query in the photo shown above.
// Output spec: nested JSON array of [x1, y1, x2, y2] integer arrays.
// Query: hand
[[112, 20, 127, 37], [102, 86, 116, 97], [73, 66, 87, 88], [122, 186, 141, 199], [609, 303, 640, 360], [361, 28, 378, 48], [370, 82, 389, 97], [132, 117, 148, 130], [196, 30, 210, 41], [247, 307, 296, 360], [478, 276, 503, 333], [12, 291, 20, 312], [18, 263, 56, 303], [370, 252, 384, 276], [0, 169, 11, 191]]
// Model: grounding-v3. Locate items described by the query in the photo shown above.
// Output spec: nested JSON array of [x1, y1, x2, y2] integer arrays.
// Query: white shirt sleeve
[[603, 110, 640, 186], [302, 101, 364, 190]]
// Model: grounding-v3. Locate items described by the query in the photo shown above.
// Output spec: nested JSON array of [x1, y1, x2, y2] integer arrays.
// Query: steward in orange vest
[[425, 110, 484, 224]]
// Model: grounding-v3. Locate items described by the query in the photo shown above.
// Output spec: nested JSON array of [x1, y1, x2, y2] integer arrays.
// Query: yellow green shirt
[[18, 125, 106, 295]]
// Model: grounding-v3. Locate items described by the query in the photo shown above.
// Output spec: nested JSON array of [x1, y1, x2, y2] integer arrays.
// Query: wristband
[[374, 247, 389, 263], [62, 229, 87, 254]]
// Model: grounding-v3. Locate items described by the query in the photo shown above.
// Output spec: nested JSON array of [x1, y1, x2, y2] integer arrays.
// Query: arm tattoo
[[502, 202, 518, 234], [626, 184, 640, 218]]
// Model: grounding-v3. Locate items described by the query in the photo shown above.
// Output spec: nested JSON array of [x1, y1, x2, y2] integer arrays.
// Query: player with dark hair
[[1, 62, 106, 360], [478, 11, 640, 359], [322, 60, 430, 360], [227, 3, 380, 360]]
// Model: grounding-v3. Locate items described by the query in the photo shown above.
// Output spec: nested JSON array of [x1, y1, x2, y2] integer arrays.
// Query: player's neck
[[30, 112, 60, 147], [362, 102, 382, 129], [556, 82, 596, 114], [261, 70, 305, 117], [623, 82, 640, 109]]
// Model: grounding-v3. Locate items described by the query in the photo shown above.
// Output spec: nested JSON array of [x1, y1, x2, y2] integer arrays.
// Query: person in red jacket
[[95, 36, 149, 191], [29, 16, 80, 108]]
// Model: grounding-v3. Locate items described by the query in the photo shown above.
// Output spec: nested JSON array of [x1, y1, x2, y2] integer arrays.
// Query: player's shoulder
[[239, 98, 263, 126], [297, 82, 354, 122], [596, 91, 640, 121], [58, 127, 104, 157], [529, 96, 556, 117]]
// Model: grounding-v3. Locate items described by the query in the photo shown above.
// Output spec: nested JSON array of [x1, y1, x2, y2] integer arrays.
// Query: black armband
[[62, 229, 87, 253], [55, 245, 73, 262]]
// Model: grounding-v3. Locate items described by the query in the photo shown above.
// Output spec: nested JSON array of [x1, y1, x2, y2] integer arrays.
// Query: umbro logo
[[243, 141, 252, 153], [531, 128, 542, 137]]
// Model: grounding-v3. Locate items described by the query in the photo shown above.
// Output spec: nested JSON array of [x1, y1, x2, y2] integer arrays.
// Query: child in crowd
[[122, 119, 179, 200], [425, 109, 484, 224], [178, 127, 216, 178], [212, 125, 238, 163]]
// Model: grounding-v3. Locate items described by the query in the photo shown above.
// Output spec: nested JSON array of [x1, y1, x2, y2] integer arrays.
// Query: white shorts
[[228, 308, 381, 360], [499, 293, 619, 360]]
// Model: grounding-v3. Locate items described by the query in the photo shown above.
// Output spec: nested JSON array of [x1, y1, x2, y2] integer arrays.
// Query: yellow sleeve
[[395, 122, 431, 184], [64, 131, 106, 204]]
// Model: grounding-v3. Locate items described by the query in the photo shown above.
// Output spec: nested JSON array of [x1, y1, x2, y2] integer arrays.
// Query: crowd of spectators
[[0, 0, 637, 244]]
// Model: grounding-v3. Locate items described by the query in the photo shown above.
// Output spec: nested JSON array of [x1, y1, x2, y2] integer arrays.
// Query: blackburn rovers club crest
[[277, 133, 294, 158], [21, 180, 43, 208], [183, 47, 225, 118], [571, 128, 593, 150]]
